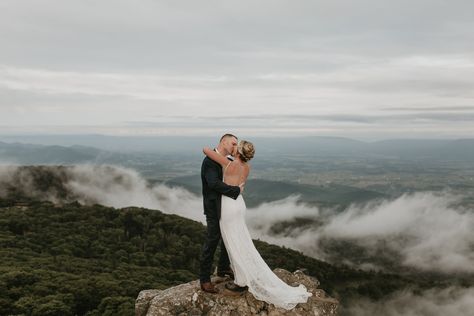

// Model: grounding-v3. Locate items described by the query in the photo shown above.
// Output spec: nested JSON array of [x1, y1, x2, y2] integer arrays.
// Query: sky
[[0, 0, 473, 139]]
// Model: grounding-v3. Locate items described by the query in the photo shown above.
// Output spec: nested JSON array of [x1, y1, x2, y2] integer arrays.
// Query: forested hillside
[[0, 199, 445, 315]]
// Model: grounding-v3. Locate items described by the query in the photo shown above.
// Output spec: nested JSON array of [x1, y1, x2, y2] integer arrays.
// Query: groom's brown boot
[[224, 282, 248, 296], [200, 281, 218, 294]]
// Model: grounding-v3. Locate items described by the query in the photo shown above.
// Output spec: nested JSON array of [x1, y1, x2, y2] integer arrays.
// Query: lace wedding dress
[[220, 172, 313, 310]]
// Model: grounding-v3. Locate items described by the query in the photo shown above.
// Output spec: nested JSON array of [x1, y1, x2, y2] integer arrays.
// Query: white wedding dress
[[220, 171, 313, 310]]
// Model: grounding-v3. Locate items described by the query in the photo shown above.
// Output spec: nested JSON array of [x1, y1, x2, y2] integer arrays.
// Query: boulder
[[136, 268, 338, 315]]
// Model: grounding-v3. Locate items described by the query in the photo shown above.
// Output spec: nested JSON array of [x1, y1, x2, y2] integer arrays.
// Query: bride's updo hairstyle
[[237, 140, 255, 162]]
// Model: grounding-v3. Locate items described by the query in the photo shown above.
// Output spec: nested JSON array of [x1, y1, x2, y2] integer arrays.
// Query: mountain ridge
[[1, 137, 474, 160]]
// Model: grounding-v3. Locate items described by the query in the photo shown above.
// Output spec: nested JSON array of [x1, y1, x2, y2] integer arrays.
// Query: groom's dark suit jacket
[[201, 152, 240, 220]]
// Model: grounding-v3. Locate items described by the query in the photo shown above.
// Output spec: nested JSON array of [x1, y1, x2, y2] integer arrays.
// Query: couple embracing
[[199, 133, 312, 310]]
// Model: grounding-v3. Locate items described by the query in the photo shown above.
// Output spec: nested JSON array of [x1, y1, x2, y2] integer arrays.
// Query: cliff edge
[[136, 268, 338, 315]]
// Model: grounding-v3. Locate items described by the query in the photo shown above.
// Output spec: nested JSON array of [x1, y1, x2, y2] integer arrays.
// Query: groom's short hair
[[220, 133, 237, 143]]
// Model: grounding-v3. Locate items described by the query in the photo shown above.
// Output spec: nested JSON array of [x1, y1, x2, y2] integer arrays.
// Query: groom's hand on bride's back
[[239, 183, 245, 193]]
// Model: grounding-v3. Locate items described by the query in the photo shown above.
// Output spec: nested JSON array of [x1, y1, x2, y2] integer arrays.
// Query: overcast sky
[[0, 0, 473, 139]]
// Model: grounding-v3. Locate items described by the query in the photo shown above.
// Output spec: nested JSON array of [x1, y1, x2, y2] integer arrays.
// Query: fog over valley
[[1, 163, 472, 275], [1, 139, 473, 315], [2, 1, 474, 314]]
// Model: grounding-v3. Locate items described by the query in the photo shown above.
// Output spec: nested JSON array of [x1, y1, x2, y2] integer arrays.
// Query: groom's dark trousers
[[199, 154, 240, 283]]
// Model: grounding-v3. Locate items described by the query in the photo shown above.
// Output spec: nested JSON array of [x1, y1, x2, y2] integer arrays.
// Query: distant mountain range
[[0, 141, 129, 165], [0, 135, 473, 161]]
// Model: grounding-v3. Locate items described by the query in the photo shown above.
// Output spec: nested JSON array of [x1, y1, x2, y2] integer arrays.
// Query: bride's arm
[[203, 147, 231, 168]]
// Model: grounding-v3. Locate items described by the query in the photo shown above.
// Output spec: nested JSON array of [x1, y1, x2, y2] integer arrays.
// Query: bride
[[203, 140, 312, 310]]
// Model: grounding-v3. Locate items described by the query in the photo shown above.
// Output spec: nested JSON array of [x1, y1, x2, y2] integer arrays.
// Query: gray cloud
[[1, 1, 473, 71], [0, 164, 206, 222], [117, 112, 474, 137], [0, 1, 473, 138], [247, 192, 474, 274], [144, 112, 474, 124], [2, 164, 473, 274], [383, 106, 474, 112], [347, 287, 474, 316]]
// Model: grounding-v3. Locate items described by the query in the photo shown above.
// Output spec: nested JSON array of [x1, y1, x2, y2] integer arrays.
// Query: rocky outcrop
[[136, 268, 338, 315]]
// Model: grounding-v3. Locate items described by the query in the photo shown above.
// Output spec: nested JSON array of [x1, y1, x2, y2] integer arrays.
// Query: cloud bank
[[247, 192, 474, 274], [2, 164, 473, 274], [2, 163, 473, 315], [346, 286, 474, 316], [0, 164, 204, 222]]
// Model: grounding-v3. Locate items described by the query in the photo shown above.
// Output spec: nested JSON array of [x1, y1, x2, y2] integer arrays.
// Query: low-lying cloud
[[346, 286, 474, 316], [1, 164, 473, 275], [322, 193, 474, 273], [0, 164, 205, 222], [247, 192, 474, 274]]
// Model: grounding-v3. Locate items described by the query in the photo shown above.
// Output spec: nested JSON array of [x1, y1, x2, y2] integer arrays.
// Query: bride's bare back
[[223, 160, 249, 186], [203, 147, 250, 187]]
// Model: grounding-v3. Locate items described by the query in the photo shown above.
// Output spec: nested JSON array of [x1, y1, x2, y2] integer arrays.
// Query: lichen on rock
[[136, 268, 338, 315]]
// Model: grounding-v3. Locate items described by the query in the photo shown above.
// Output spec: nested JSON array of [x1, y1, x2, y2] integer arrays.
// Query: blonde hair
[[237, 140, 255, 162]]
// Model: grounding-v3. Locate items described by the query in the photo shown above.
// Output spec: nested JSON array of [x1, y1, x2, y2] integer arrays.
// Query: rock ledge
[[136, 268, 338, 315]]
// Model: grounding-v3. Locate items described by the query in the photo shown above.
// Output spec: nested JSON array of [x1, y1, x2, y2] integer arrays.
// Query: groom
[[199, 133, 244, 293]]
